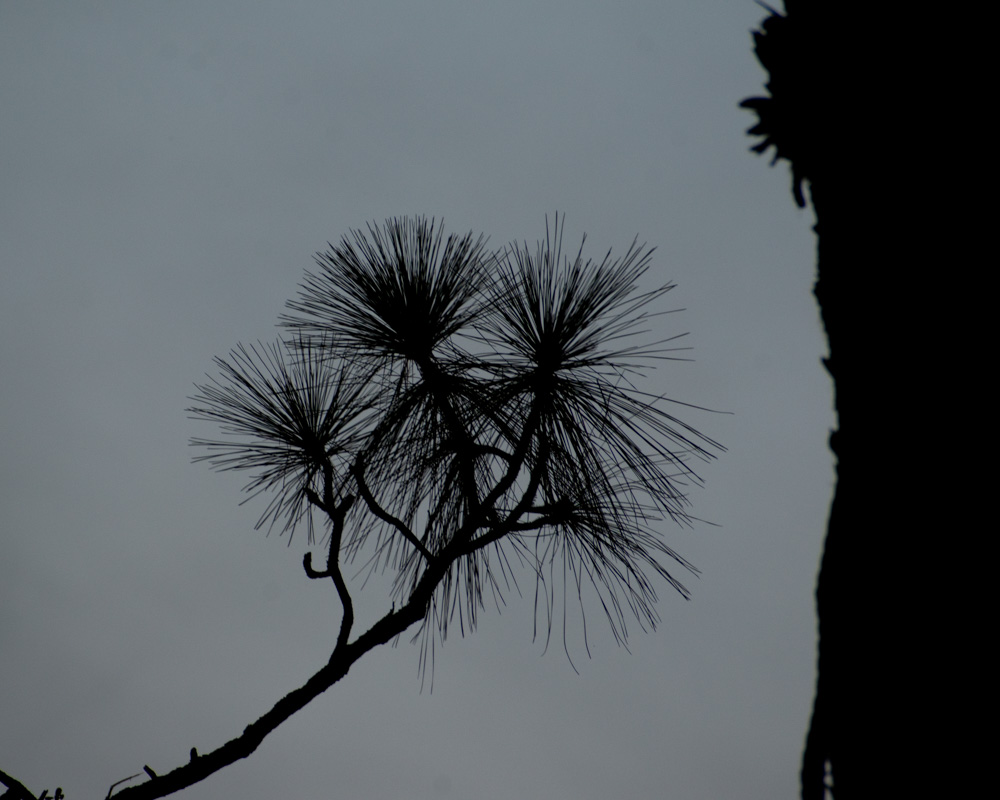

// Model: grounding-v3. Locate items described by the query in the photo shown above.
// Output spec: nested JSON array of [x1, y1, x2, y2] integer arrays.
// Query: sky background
[[0, 2, 833, 799]]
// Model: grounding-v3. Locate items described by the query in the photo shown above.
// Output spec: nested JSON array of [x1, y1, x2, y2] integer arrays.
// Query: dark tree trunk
[[742, 3, 967, 797]]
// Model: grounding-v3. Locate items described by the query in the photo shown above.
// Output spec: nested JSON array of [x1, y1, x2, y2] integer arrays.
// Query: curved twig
[[301, 494, 356, 651], [106, 773, 143, 800], [352, 460, 435, 562]]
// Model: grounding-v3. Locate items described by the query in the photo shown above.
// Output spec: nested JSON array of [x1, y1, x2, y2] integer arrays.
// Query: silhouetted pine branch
[[0, 215, 722, 799]]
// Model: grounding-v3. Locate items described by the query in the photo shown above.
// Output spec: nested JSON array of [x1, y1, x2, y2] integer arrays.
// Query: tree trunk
[[743, 3, 967, 797]]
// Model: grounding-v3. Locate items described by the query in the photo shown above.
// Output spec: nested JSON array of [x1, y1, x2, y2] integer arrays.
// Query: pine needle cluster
[[189, 215, 722, 657]]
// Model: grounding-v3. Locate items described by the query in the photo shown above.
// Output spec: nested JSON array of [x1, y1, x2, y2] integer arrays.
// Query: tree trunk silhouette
[[742, 3, 963, 797]]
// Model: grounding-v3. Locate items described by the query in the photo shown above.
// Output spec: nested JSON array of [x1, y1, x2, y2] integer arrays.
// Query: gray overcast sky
[[0, 2, 832, 799]]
